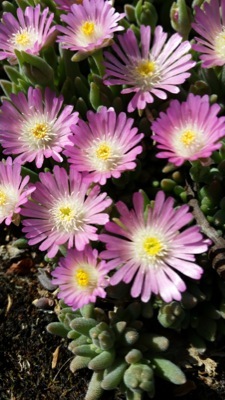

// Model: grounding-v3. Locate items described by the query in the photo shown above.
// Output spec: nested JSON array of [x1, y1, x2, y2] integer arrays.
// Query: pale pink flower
[[104, 25, 195, 112], [151, 93, 225, 166], [0, 5, 56, 64], [192, 0, 225, 68], [64, 106, 144, 185], [21, 166, 112, 258], [100, 191, 208, 303], [56, 0, 124, 57], [0, 87, 79, 168], [0, 158, 35, 226], [51, 246, 108, 310]]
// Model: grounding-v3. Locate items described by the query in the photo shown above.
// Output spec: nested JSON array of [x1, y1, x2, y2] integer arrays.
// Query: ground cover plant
[[2, 0, 225, 399]]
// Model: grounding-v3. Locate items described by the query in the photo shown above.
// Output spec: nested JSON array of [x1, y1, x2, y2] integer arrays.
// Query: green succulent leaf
[[152, 358, 186, 385]]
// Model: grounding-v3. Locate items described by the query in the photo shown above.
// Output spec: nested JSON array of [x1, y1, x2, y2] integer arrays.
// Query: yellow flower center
[[75, 268, 89, 287], [136, 60, 156, 76], [0, 190, 7, 206], [96, 143, 111, 160], [143, 237, 163, 256], [180, 130, 196, 146], [14, 31, 31, 47], [58, 206, 74, 221], [31, 123, 49, 139], [81, 21, 95, 36]]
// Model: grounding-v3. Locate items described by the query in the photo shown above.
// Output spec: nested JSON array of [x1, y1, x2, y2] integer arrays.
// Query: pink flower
[[151, 93, 225, 166], [100, 191, 208, 303], [0, 87, 79, 168], [192, 0, 225, 68], [54, 0, 83, 12], [64, 106, 144, 185], [21, 166, 112, 258], [51, 246, 109, 310], [0, 158, 35, 226], [104, 25, 195, 112], [56, 0, 124, 57], [0, 5, 56, 64]]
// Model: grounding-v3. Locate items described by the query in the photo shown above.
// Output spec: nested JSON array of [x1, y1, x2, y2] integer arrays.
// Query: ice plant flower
[[0, 87, 79, 168], [51, 246, 109, 310], [54, 0, 83, 12], [64, 106, 144, 185], [100, 191, 208, 303], [21, 166, 112, 258], [104, 25, 195, 112], [0, 158, 35, 226], [151, 93, 225, 166], [0, 5, 56, 64], [192, 0, 225, 68], [56, 0, 125, 57]]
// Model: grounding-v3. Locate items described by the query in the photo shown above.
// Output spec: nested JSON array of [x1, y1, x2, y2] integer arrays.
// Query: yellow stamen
[[136, 60, 156, 77], [31, 123, 48, 139], [14, 32, 31, 47], [81, 21, 95, 36], [58, 206, 74, 221], [96, 143, 111, 160], [180, 130, 196, 146], [143, 237, 163, 256], [0, 190, 7, 206], [75, 268, 89, 287]]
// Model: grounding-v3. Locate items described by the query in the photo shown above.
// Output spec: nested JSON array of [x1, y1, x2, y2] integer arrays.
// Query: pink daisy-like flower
[[0, 5, 56, 64], [21, 166, 112, 258], [151, 93, 225, 166], [192, 0, 225, 68], [0, 87, 79, 168], [56, 0, 125, 57], [64, 106, 144, 185], [100, 191, 208, 303], [54, 0, 83, 12], [0, 158, 35, 226], [51, 246, 109, 310], [104, 25, 195, 112]]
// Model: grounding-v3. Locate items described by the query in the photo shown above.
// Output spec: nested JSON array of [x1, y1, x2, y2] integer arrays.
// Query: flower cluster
[[1, 0, 225, 397]]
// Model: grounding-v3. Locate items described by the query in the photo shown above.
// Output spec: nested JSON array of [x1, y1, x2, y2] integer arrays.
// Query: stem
[[92, 49, 105, 77]]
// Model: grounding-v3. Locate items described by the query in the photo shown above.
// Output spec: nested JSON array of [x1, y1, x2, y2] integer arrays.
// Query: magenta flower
[[51, 246, 109, 310], [56, 0, 125, 57], [151, 94, 225, 166], [54, 0, 83, 12], [104, 25, 195, 112], [100, 191, 208, 303], [64, 106, 144, 185], [192, 0, 225, 68], [21, 166, 112, 258], [0, 87, 79, 168], [0, 158, 35, 226], [0, 5, 56, 64]]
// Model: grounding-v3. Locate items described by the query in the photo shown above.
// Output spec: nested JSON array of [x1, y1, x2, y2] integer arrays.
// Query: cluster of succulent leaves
[[47, 300, 186, 400]]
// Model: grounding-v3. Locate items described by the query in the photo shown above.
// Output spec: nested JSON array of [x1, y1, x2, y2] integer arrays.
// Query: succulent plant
[[47, 300, 186, 400]]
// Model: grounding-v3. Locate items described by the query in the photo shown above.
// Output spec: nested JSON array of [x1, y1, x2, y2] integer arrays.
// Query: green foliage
[[47, 300, 189, 400]]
